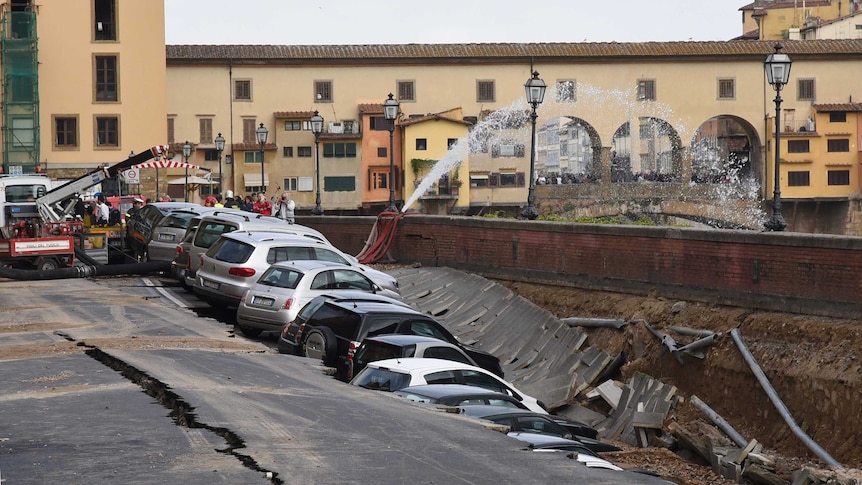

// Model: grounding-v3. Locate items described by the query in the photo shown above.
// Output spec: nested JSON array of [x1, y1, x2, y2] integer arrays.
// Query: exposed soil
[[496, 280, 862, 483]]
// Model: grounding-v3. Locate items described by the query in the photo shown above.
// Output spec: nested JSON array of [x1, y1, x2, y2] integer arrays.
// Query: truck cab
[[0, 174, 52, 227]]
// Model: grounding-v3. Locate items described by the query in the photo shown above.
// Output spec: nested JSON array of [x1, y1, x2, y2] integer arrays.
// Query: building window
[[798, 79, 815, 101], [499, 172, 518, 186], [284, 121, 307, 131], [54, 116, 78, 148], [556, 80, 576, 103], [718, 79, 735, 99], [314, 80, 333, 102], [829, 112, 847, 123], [204, 149, 218, 161], [242, 119, 256, 143], [378, 147, 387, 157], [397, 81, 415, 102], [10, 118, 34, 148], [96, 116, 119, 147], [371, 169, 389, 189], [416, 138, 427, 151], [167, 117, 175, 144], [298, 146, 312, 157], [282, 177, 298, 191], [787, 140, 810, 153], [476, 80, 495, 102], [94, 0, 116, 41], [787, 171, 810, 186], [470, 175, 489, 187], [283, 146, 294, 157], [95, 55, 118, 102], [637, 79, 656, 101], [371, 117, 390, 131], [827, 139, 850, 152], [243, 151, 264, 163], [199, 118, 213, 145], [324, 176, 355, 192], [322, 142, 357, 158], [234, 80, 252, 101], [828, 170, 850, 185]]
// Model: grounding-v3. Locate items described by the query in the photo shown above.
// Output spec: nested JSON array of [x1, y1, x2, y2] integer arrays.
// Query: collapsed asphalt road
[[0, 276, 669, 484]]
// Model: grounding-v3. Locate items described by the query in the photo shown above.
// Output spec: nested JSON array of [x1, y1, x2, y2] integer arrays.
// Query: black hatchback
[[277, 293, 503, 380]]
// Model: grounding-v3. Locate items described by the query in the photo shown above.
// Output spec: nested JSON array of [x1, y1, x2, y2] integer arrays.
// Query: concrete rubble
[[389, 266, 856, 485]]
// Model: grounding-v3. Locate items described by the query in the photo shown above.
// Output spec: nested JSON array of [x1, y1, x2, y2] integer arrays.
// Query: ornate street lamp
[[310, 111, 324, 215], [521, 70, 546, 220], [383, 93, 400, 213], [182, 141, 192, 202], [214, 132, 225, 195], [256, 123, 268, 194], [764, 43, 792, 232]]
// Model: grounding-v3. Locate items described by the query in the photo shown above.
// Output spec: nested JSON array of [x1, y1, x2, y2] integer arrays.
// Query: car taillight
[[199, 255, 204, 266], [175, 245, 184, 255], [346, 341, 359, 380], [229, 267, 256, 277], [283, 297, 294, 310], [296, 323, 306, 343]]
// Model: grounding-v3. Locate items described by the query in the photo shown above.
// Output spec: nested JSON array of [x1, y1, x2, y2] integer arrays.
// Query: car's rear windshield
[[351, 367, 411, 391], [308, 303, 362, 340], [194, 221, 239, 248], [208, 238, 255, 264], [158, 212, 196, 229], [354, 341, 413, 370], [258, 267, 302, 289]]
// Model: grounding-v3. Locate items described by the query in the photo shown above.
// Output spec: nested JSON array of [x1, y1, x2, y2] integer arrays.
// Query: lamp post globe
[[310, 111, 324, 215], [256, 123, 268, 195], [764, 43, 791, 232], [214, 133, 225, 196], [521, 70, 546, 220], [182, 141, 192, 202], [383, 93, 400, 213]]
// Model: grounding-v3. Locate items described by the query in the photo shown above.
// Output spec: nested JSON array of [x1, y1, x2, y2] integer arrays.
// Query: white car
[[350, 358, 547, 414], [235, 259, 402, 338]]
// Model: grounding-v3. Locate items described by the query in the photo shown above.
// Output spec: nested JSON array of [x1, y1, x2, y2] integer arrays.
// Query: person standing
[[95, 195, 110, 226], [125, 198, 144, 222], [240, 195, 254, 212], [223, 190, 239, 209], [272, 188, 296, 224], [252, 192, 272, 216]]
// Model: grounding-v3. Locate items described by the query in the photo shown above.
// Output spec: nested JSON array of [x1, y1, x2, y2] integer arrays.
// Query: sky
[[164, 0, 745, 45]]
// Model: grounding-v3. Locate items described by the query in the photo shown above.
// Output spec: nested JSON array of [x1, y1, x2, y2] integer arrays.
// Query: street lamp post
[[214, 132, 225, 196], [764, 43, 792, 232], [521, 71, 546, 220], [383, 93, 400, 213], [310, 111, 324, 215], [256, 123, 268, 195], [182, 141, 192, 202]]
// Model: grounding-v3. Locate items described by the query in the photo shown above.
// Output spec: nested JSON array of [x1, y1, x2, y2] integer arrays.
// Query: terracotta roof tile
[[399, 110, 473, 127], [166, 40, 862, 65], [813, 103, 862, 112], [273, 110, 316, 119], [358, 103, 384, 114]]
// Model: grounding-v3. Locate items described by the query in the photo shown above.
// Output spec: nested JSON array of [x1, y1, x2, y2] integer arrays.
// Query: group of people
[[204, 188, 295, 224]]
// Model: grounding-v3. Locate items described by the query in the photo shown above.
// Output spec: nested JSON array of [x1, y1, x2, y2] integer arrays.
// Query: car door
[[456, 369, 520, 399]]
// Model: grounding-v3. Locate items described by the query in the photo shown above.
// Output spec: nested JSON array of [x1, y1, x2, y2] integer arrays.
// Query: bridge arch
[[690, 115, 763, 186]]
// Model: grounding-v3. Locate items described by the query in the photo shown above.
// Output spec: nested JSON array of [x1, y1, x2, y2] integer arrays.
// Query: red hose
[[356, 211, 406, 264]]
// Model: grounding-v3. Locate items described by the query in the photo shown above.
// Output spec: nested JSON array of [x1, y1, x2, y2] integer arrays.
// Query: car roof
[[314, 291, 411, 307], [364, 357, 479, 373], [149, 202, 202, 212], [364, 334, 448, 346], [326, 299, 422, 315], [221, 230, 329, 245], [395, 384, 501, 399], [458, 404, 541, 419], [269, 259, 344, 271]]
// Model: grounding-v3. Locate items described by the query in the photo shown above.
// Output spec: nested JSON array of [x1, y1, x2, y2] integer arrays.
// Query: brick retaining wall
[[300, 215, 862, 319]]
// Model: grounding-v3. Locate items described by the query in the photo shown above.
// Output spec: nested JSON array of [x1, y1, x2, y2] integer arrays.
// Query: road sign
[[123, 169, 140, 184]]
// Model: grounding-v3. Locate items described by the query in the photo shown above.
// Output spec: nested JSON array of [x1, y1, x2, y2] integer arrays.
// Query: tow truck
[[0, 146, 167, 270]]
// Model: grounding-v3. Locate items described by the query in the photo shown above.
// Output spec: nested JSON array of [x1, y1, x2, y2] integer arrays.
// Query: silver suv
[[172, 211, 329, 290], [194, 231, 399, 308]]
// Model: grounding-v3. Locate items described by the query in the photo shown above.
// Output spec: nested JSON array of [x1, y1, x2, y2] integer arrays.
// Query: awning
[[243, 173, 269, 186], [168, 176, 216, 185], [132, 160, 203, 170]]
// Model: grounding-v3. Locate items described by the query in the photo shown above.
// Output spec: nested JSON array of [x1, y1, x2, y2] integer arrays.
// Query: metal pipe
[[668, 325, 716, 338], [690, 395, 747, 447], [561, 317, 627, 329], [730, 328, 843, 469]]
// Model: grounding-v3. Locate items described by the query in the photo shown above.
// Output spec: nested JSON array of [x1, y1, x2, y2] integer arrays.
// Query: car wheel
[[237, 324, 263, 338], [303, 327, 338, 367], [36, 257, 59, 271]]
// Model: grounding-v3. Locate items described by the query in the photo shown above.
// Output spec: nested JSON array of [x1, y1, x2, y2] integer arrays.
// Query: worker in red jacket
[[252, 192, 272, 216]]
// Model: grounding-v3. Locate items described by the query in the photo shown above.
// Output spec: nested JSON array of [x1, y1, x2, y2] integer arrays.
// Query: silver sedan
[[235, 259, 402, 338]]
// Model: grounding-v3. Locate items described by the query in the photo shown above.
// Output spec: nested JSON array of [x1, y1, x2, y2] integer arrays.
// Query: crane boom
[[37, 145, 168, 223]]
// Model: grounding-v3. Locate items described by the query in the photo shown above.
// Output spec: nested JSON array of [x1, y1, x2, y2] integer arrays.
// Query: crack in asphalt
[[79, 342, 283, 484]]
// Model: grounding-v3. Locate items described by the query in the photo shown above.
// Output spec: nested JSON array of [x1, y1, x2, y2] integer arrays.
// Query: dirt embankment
[[498, 280, 862, 470]]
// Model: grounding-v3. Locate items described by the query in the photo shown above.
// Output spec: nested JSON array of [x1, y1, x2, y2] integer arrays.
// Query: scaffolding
[[0, 1, 39, 175]]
